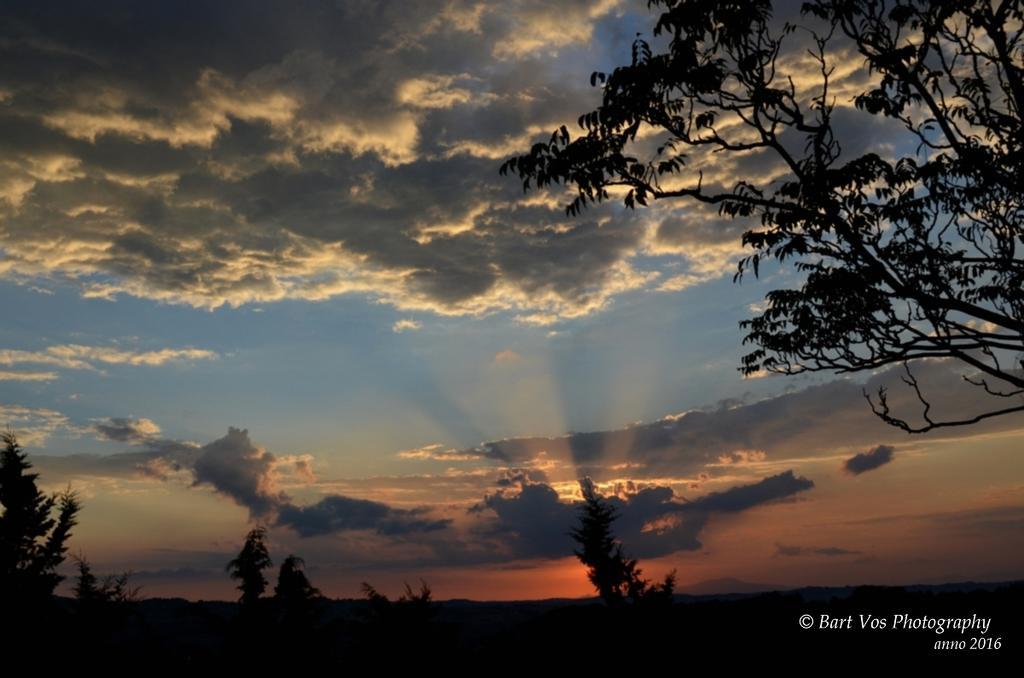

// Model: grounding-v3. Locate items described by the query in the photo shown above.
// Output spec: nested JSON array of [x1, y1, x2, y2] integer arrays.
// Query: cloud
[[473, 470, 815, 559], [844, 445, 895, 476], [0, 343, 218, 372], [775, 543, 862, 557], [494, 468, 550, 487], [31, 415, 815, 559], [44, 423, 453, 537], [33, 440, 201, 483], [0, 403, 78, 445], [469, 360, 1024, 479], [397, 443, 485, 461], [92, 417, 162, 443], [392, 318, 422, 333], [0, 0, 697, 324], [190, 427, 289, 518], [396, 74, 494, 110], [841, 504, 1024, 536], [688, 470, 813, 513], [472, 481, 575, 557], [187, 428, 452, 535], [276, 495, 452, 537], [41, 72, 298, 149], [717, 449, 767, 465], [489, 0, 624, 59], [0, 370, 58, 381], [0, 0, 902, 335]]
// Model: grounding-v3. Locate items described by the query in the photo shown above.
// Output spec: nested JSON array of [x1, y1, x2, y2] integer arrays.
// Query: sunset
[[1, 0, 1022, 661]]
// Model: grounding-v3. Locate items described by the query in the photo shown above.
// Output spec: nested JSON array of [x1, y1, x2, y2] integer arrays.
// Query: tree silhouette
[[356, 580, 447, 658], [0, 430, 80, 607], [502, 0, 1024, 433], [274, 554, 320, 602], [270, 554, 322, 645], [226, 526, 272, 606], [73, 555, 102, 604], [71, 553, 140, 657], [570, 479, 675, 607], [571, 479, 630, 606], [361, 580, 434, 620], [73, 555, 139, 607]]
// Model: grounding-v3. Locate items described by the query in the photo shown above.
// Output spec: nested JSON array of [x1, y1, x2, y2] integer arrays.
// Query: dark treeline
[[3, 430, 1022, 666]]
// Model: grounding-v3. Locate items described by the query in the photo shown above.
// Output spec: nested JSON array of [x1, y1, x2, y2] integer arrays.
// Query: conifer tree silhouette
[[0, 430, 80, 607], [570, 478, 675, 607], [226, 526, 272, 606], [72, 554, 139, 607], [571, 478, 630, 606], [274, 554, 320, 602]]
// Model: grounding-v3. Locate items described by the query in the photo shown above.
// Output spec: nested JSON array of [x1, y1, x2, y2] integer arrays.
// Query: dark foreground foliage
[[10, 580, 1022, 668]]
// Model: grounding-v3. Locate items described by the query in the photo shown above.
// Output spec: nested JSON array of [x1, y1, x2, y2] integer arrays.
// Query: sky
[[1, 0, 1022, 601]]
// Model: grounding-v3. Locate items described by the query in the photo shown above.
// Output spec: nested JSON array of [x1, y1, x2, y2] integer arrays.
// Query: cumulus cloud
[[471, 481, 575, 557], [31, 416, 818, 560], [185, 429, 452, 536], [473, 470, 815, 559], [190, 427, 288, 517], [843, 445, 895, 476], [43, 424, 453, 536]]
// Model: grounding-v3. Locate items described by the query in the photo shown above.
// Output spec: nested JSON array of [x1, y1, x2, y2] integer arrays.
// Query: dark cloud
[[277, 495, 452, 538], [691, 470, 813, 513], [844, 445, 895, 476], [35, 417, 821, 563], [35, 423, 453, 537], [775, 543, 862, 557], [473, 470, 815, 559], [0, 0, 656, 323], [472, 481, 576, 558], [495, 468, 549, 487], [92, 416, 160, 443], [184, 427, 451, 535], [190, 427, 287, 518]]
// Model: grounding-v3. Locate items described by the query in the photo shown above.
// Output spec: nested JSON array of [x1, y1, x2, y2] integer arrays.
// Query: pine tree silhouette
[[73, 554, 139, 607], [0, 430, 80, 608], [570, 478, 630, 606], [73, 555, 102, 603], [570, 478, 675, 607], [274, 554, 320, 602], [226, 526, 272, 606]]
